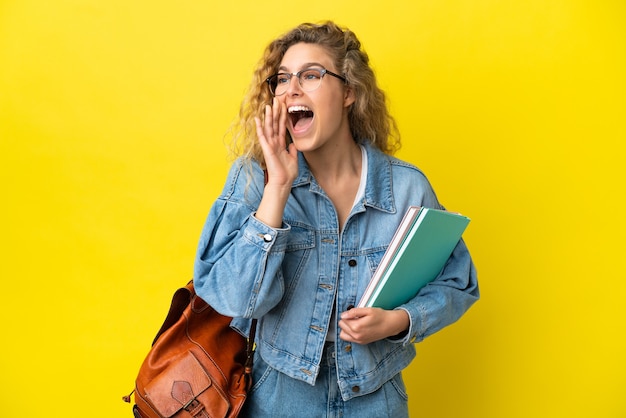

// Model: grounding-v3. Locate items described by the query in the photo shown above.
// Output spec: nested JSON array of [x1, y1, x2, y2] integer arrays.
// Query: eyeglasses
[[265, 67, 347, 96]]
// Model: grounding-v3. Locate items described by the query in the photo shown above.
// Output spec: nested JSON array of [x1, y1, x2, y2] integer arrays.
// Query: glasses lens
[[268, 74, 290, 96], [267, 69, 325, 96], [299, 69, 323, 92]]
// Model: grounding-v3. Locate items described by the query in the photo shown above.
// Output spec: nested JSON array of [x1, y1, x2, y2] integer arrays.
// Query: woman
[[194, 21, 479, 417]]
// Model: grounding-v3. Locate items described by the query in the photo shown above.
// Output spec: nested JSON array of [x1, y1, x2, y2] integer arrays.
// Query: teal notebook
[[357, 207, 470, 310]]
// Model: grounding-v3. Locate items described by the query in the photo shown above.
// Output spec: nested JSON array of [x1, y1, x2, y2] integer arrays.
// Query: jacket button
[[344, 344, 352, 352], [348, 259, 357, 267], [352, 386, 360, 393]]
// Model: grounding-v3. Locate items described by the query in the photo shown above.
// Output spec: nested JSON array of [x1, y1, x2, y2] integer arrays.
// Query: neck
[[305, 139, 362, 182]]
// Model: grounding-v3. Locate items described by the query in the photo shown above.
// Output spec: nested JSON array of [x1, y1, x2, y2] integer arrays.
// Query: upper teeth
[[288, 105, 311, 113]]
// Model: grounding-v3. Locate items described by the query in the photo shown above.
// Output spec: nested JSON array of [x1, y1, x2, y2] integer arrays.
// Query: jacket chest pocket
[[362, 247, 388, 295], [282, 225, 316, 285], [284, 225, 315, 252]]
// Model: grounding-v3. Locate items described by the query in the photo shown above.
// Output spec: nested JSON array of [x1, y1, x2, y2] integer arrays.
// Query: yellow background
[[1, 1, 625, 417]]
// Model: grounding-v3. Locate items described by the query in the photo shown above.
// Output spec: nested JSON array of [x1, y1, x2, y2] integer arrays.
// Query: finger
[[271, 98, 280, 137], [255, 116, 266, 143], [341, 307, 368, 320], [264, 104, 273, 139], [277, 101, 287, 146], [338, 321, 360, 343], [339, 329, 355, 343], [339, 317, 359, 333], [338, 320, 352, 336]]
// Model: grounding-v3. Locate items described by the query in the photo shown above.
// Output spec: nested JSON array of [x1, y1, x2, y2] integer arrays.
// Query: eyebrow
[[278, 62, 326, 72]]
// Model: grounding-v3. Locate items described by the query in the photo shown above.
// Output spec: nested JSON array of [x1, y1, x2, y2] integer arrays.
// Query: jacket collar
[[292, 142, 396, 214]]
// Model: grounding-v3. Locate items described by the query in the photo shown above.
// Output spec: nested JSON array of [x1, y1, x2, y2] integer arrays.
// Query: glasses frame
[[265, 67, 347, 96]]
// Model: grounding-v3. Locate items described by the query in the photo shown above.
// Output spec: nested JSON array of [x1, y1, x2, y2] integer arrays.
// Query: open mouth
[[288, 105, 314, 132]]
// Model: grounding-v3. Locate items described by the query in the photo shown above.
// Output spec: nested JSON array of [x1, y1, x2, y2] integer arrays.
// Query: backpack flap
[[143, 350, 229, 417]]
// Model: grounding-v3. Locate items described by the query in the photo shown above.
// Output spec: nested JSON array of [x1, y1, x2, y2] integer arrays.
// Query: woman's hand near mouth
[[254, 97, 298, 228]]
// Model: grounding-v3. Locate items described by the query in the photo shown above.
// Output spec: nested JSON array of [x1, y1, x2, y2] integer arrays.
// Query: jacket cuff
[[245, 213, 291, 251], [387, 307, 423, 345]]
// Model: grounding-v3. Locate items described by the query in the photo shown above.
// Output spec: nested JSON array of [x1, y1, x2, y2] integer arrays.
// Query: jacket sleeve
[[193, 161, 291, 318], [394, 237, 479, 345], [387, 165, 479, 345]]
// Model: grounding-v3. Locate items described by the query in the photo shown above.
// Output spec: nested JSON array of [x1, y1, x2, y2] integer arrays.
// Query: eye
[[276, 74, 291, 84], [301, 69, 322, 80]]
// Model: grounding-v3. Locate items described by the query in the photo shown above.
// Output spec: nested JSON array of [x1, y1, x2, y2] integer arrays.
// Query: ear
[[343, 86, 356, 108]]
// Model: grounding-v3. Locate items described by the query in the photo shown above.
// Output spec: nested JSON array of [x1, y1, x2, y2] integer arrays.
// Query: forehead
[[279, 42, 335, 71]]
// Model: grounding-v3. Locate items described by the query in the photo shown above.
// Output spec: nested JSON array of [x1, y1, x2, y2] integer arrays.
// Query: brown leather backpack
[[124, 281, 256, 418]]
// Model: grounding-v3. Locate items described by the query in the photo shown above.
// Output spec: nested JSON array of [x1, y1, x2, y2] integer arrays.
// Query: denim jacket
[[194, 143, 479, 401]]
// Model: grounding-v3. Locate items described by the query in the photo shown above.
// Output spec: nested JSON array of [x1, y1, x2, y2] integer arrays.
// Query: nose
[[285, 74, 303, 96]]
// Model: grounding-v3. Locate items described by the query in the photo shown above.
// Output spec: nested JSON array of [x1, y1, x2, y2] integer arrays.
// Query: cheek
[[320, 96, 347, 123]]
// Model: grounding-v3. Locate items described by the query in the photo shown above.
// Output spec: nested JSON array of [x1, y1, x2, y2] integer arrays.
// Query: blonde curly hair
[[228, 21, 400, 167]]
